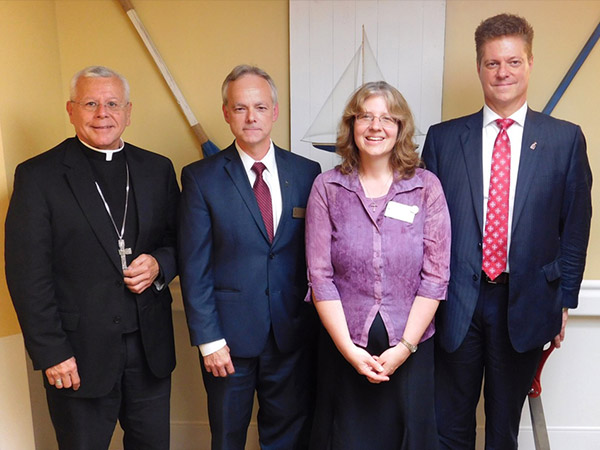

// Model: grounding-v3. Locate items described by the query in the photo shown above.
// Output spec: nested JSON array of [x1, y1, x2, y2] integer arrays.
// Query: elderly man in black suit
[[5, 65, 179, 450]]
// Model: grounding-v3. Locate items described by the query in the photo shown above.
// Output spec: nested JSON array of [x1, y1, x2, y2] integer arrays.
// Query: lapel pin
[[530, 142, 537, 150]]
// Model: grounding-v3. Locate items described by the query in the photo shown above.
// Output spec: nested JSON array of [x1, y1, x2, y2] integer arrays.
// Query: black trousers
[[46, 331, 171, 450], [435, 281, 543, 450], [311, 314, 439, 450]]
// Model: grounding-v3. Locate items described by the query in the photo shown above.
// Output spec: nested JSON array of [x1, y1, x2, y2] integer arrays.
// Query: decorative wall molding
[[574, 280, 600, 316], [171, 278, 600, 315]]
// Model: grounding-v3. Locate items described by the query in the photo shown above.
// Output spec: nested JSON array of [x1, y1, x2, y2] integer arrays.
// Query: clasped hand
[[345, 344, 410, 384]]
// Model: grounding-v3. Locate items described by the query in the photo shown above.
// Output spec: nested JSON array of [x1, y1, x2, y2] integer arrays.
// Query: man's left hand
[[553, 308, 569, 348], [123, 254, 159, 294]]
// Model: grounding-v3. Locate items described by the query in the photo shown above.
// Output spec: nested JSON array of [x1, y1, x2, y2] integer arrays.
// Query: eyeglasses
[[355, 112, 397, 128], [70, 100, 129, 112]]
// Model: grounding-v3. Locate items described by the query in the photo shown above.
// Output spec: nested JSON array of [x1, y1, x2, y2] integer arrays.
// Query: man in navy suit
[[422, 14, 592, 449], [5, 66, 178, 449], [178, 65, 321, 449]]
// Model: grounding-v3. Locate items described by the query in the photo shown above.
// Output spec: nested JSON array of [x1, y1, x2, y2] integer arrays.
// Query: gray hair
[[221, 64, 278, 106], [70, 66, 130, 102]]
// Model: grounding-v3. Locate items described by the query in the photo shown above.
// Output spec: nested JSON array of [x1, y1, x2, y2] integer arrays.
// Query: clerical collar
[[78, 137, 125, 161]]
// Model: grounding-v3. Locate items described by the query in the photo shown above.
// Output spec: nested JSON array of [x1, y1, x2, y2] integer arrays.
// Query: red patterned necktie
[[251, 162, 274, 242], [482, 118, 515, 281]]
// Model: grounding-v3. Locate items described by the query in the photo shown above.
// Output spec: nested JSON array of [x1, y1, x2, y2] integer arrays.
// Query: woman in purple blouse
[[305, 81, 451, 449]]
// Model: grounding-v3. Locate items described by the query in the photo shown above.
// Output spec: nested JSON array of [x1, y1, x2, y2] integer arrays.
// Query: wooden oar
[[118, 0, 219, 157]]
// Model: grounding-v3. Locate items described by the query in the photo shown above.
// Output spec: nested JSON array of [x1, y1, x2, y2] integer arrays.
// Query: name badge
[[292, 207, 306, 219], [384, 201, 419, 223]]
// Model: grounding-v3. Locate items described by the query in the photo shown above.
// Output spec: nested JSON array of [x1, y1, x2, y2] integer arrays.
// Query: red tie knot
[[496, 118, 515, 131], [252, 162, 267, 176]]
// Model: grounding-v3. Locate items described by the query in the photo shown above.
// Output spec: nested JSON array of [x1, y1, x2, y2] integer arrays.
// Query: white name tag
[[384, 201, 419, 223]]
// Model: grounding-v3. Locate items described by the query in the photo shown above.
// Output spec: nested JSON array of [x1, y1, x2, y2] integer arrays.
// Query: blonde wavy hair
[[336, 81, 421, 179]]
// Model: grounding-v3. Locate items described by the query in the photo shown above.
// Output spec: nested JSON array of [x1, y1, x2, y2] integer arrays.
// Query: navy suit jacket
[[422, 109, 592, 353], [5, 138, 179, 397], [178, 143, 321, 357]]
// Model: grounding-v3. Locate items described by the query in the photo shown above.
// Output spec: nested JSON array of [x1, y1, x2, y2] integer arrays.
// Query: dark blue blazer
[[178, 143, 321, 357], [422, 109, 592, 353]]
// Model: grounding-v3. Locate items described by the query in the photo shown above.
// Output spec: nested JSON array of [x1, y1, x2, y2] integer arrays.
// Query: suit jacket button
[[115, 280, 123, 287], [477, 242, 483, 249], [269, 253, 275, 259], [265, 289, 269, 296], [472, 273, 479, 281], [113, 316, 121, 324]]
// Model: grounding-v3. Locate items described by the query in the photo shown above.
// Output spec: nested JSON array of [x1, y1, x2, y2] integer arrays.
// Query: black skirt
[[310, 313, 439, 450]]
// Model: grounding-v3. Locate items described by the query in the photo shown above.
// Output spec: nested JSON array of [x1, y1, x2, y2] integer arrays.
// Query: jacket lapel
[[460, 111, 485, 234], [222, 145, 272, 244], [125, 145, 152, 254], [272, 146, 292, 246], [63, 140, 123, 273], [512, 108, 543, 232]]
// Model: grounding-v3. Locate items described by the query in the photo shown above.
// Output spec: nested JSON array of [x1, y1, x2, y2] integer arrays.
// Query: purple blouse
[[305, 167, 451, 348]]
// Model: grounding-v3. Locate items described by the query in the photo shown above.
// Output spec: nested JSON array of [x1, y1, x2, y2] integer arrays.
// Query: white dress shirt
[[482, 102, 528, 273]]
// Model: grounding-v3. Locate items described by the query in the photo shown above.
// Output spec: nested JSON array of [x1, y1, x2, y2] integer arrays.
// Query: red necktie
[[251, 162, 274, 242], [482, 118, 515, 281]]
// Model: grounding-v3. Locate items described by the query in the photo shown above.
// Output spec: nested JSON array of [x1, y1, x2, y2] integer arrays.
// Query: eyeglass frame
[[354, 112, 398, 128], [69, 100, 130, 112]]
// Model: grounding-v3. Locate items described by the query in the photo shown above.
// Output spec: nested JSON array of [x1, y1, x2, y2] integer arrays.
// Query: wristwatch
[[400, 337, 418, 354]]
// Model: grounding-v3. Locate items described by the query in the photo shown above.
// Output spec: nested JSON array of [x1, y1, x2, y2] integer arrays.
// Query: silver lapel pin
[[530, 142, 537, 150]]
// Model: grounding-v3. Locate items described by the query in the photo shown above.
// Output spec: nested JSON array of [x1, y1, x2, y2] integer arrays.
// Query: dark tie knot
[[252, 162, 267, 176], [496, 118, 515, 131]]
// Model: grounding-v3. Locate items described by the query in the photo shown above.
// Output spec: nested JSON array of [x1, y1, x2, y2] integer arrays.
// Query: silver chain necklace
[[95, 163, 131, 270]]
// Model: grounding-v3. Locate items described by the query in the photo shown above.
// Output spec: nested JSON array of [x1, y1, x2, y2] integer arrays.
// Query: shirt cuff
[[417, 278, 448, 301], [153, 268, 166, 291], [198, 339, 227, 357]]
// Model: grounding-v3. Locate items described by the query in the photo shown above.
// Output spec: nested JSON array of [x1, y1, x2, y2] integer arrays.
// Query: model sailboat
[[301, 27, 386, 152]]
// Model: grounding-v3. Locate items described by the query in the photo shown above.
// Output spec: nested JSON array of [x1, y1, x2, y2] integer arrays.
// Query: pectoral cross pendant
[[118, 238, 132, 271]]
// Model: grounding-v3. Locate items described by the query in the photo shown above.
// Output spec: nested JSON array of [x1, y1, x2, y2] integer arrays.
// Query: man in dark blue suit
[[422, 14, 592, 449], [178, 65, 321, 449]]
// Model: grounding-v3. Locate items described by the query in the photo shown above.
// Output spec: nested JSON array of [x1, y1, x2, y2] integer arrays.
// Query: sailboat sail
[[301, 31, 386, 152]]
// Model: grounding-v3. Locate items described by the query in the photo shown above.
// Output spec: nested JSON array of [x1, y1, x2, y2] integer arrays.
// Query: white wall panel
[[290, 0, 446, 170]]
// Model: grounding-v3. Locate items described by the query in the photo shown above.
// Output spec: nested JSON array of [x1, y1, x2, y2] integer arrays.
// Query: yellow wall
[[0, 0, 289, 338], [54, 0, 290, 178], [0, 1, 65, 338], [444, 0, 600, 278]]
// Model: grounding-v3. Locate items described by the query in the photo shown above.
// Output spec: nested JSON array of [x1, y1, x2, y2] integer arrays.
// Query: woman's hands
[[342, 343, 411, 383], [341, 345, 389, 383], [374, 345, 411, 379]]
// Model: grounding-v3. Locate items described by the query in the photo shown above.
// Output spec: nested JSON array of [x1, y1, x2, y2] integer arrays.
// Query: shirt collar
[[235, 140, 276, 174], [483, 102, 528, 129], [327, 167, 424, 195], [77, 137, 125, 161]]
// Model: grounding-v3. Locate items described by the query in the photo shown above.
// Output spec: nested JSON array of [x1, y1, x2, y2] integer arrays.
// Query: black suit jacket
[[5, 137, 179, 397], [422, 109, 592, 353], [178, 143, 321, 357]]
